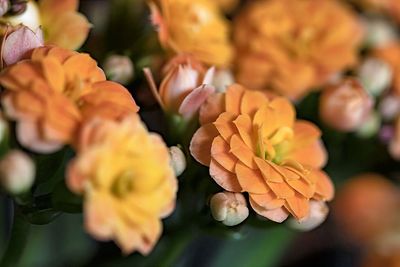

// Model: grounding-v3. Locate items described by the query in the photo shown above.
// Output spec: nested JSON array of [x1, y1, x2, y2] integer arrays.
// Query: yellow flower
[[234, 0, 363, 100], [4, 0, 90, 50], [149, 0, 233, 67], [67, 115, 177, 255]]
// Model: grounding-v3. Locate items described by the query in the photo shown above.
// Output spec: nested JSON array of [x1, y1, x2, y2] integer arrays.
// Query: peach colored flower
[[144, 55, 215, 119], [334, 173, 400, 243], [319, 79, 373, 132], [4, 0, 90, 50], [374, 43, 400, 95], [149, 0, 233, 67], [190, 84, 334, 222], [0, 46, 138, 153], [234, 0, 364, 100], [67, 115, 177, 255]]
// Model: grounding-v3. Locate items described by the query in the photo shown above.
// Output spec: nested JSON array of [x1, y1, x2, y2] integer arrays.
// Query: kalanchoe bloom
[[287, 200, 329, 232], [334, 173, 400, 243], [374, 43, 400, 95], [319, 79, 374, 132], [1, 25, 44, 66], [103, 55, 134, 85], [4, 0, 90, 50], [169, 146, 186, 176], [190, 84, 334, 222], [0, 150, 35, 195], [0, 46, 138, 153], [210, 191, 249, 226], [234, 0, 363, 100], [144, 55, 215, 119], [149, 0, 233, 67], [67, 115, 178, 255]]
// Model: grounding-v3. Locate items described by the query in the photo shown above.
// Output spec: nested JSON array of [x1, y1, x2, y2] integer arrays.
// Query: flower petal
[[250, 197, 289, 223], [210, 159, 242, 192], [235, 162, 269, 193], [190, 123, 219, 166], [211, 136, 237, 172]]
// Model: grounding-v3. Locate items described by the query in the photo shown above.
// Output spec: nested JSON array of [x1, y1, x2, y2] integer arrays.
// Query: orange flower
[[0, 46, 138, 153], [190, 84, 334, 222], [4, 0, 90, 50], [149, 0, 233, 67], [333, 173, 400, 243], [234, 0, 363, 100], [374, 43, 400, 95], [68, 115, 177, 254], [144, 55, 215, 119]]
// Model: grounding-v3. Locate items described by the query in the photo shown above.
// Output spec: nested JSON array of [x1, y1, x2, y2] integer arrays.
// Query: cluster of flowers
[[0, 0, 399, 259]]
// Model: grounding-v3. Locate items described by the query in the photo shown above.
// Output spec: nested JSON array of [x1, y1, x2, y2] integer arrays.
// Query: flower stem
[[0, 204, 30, 267]]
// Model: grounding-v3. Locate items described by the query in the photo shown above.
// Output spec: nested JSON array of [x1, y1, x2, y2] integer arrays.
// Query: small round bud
[[0, 0, 9, 17], [0, 150, 35, 195], [210, 192, 249, 226], [212, 69, 235, 92], [363, 17, 398, 48], [379, 94, 400, 121], [103, 55, 134, 85], [356, 111, 381, 138], [287, 201, 329, 232], [169, 146, 186, 176], [319, 79, 374, 132], [358, 58, 392, 97]]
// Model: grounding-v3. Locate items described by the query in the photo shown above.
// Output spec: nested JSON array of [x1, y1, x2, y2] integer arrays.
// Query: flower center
[[257, 126, 293, 164], [111, 170, 134, 198]]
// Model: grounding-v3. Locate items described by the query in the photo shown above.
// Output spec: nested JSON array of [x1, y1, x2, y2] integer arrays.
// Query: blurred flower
[[287, 200, 329, 232], [333, 173, 400, 243], [356, 111, 382, 138], [144, 55, 215, 119], [67, 115, 177, 255], [358, 58, 392, 96], [362, 17, 398, 48], [4, 0, 90, 50], [149, 0, 233, 67], [319, 79, 373, 132], [103, 55, 134, 85], [374, 43, 400, 95], [190, 84, 334, 222], [210, 191, 249, 226], [1, 25, 43, 66], [169, 146, 186, 176], [0, 46, 138, 153], [379, 94, 400, 121], [212, 69, 235, 93], [0, 0, 9, 17], [234, 0, 363, 100], [0, 150, 35, 195], [4, 1, 40, 30]]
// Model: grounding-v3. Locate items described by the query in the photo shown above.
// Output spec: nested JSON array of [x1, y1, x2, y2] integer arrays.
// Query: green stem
[[0, 205, 30, 267]]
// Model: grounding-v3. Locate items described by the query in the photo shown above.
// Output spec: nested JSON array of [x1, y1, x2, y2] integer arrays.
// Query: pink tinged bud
[[379, 94, 400, 121], [2, 25, 44, 66], [358, 58, 392, 97], [0, 0, 9, 17], [103, 55, 134, 85], [212, 69, 235, 92], [319, 79, 374, 132], [169, 146, 186, 176], [210, 192, 249, 226], [0, 150, 35, 195], [287, 201, 329, 232]]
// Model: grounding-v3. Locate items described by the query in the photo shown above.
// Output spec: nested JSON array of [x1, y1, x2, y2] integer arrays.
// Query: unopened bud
[[212, 69, 235, 92], [363, 17, 398, 48], [356, 111, 381, 138], [319, 79, 373, 132], [0, 150, 35, 195], [358, 58, 392, 97], [379, 94, 400, 121], [169, 146, 186, 176], [103, 55, 134, 85], [210, 192, 249, 226], [0, 0, 9, 17], [288, 201, 329, 231]]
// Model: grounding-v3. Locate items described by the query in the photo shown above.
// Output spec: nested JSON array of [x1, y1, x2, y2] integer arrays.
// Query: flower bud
[[7, 1, 41, 31], [0, 0, 9, 17], [0, 150, 35, 195], [287, 201, 329, 232], [319, 79, 374, 132], [363, 17, 398, 48], [356, 111, 381, 138], [169, 146, 186, 176], [379, 94, 400, 121], [212, 69, 235, 92], [103, 55, 134, 85], [210, 192, 249, 226], [358, 58, 392, 97]]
